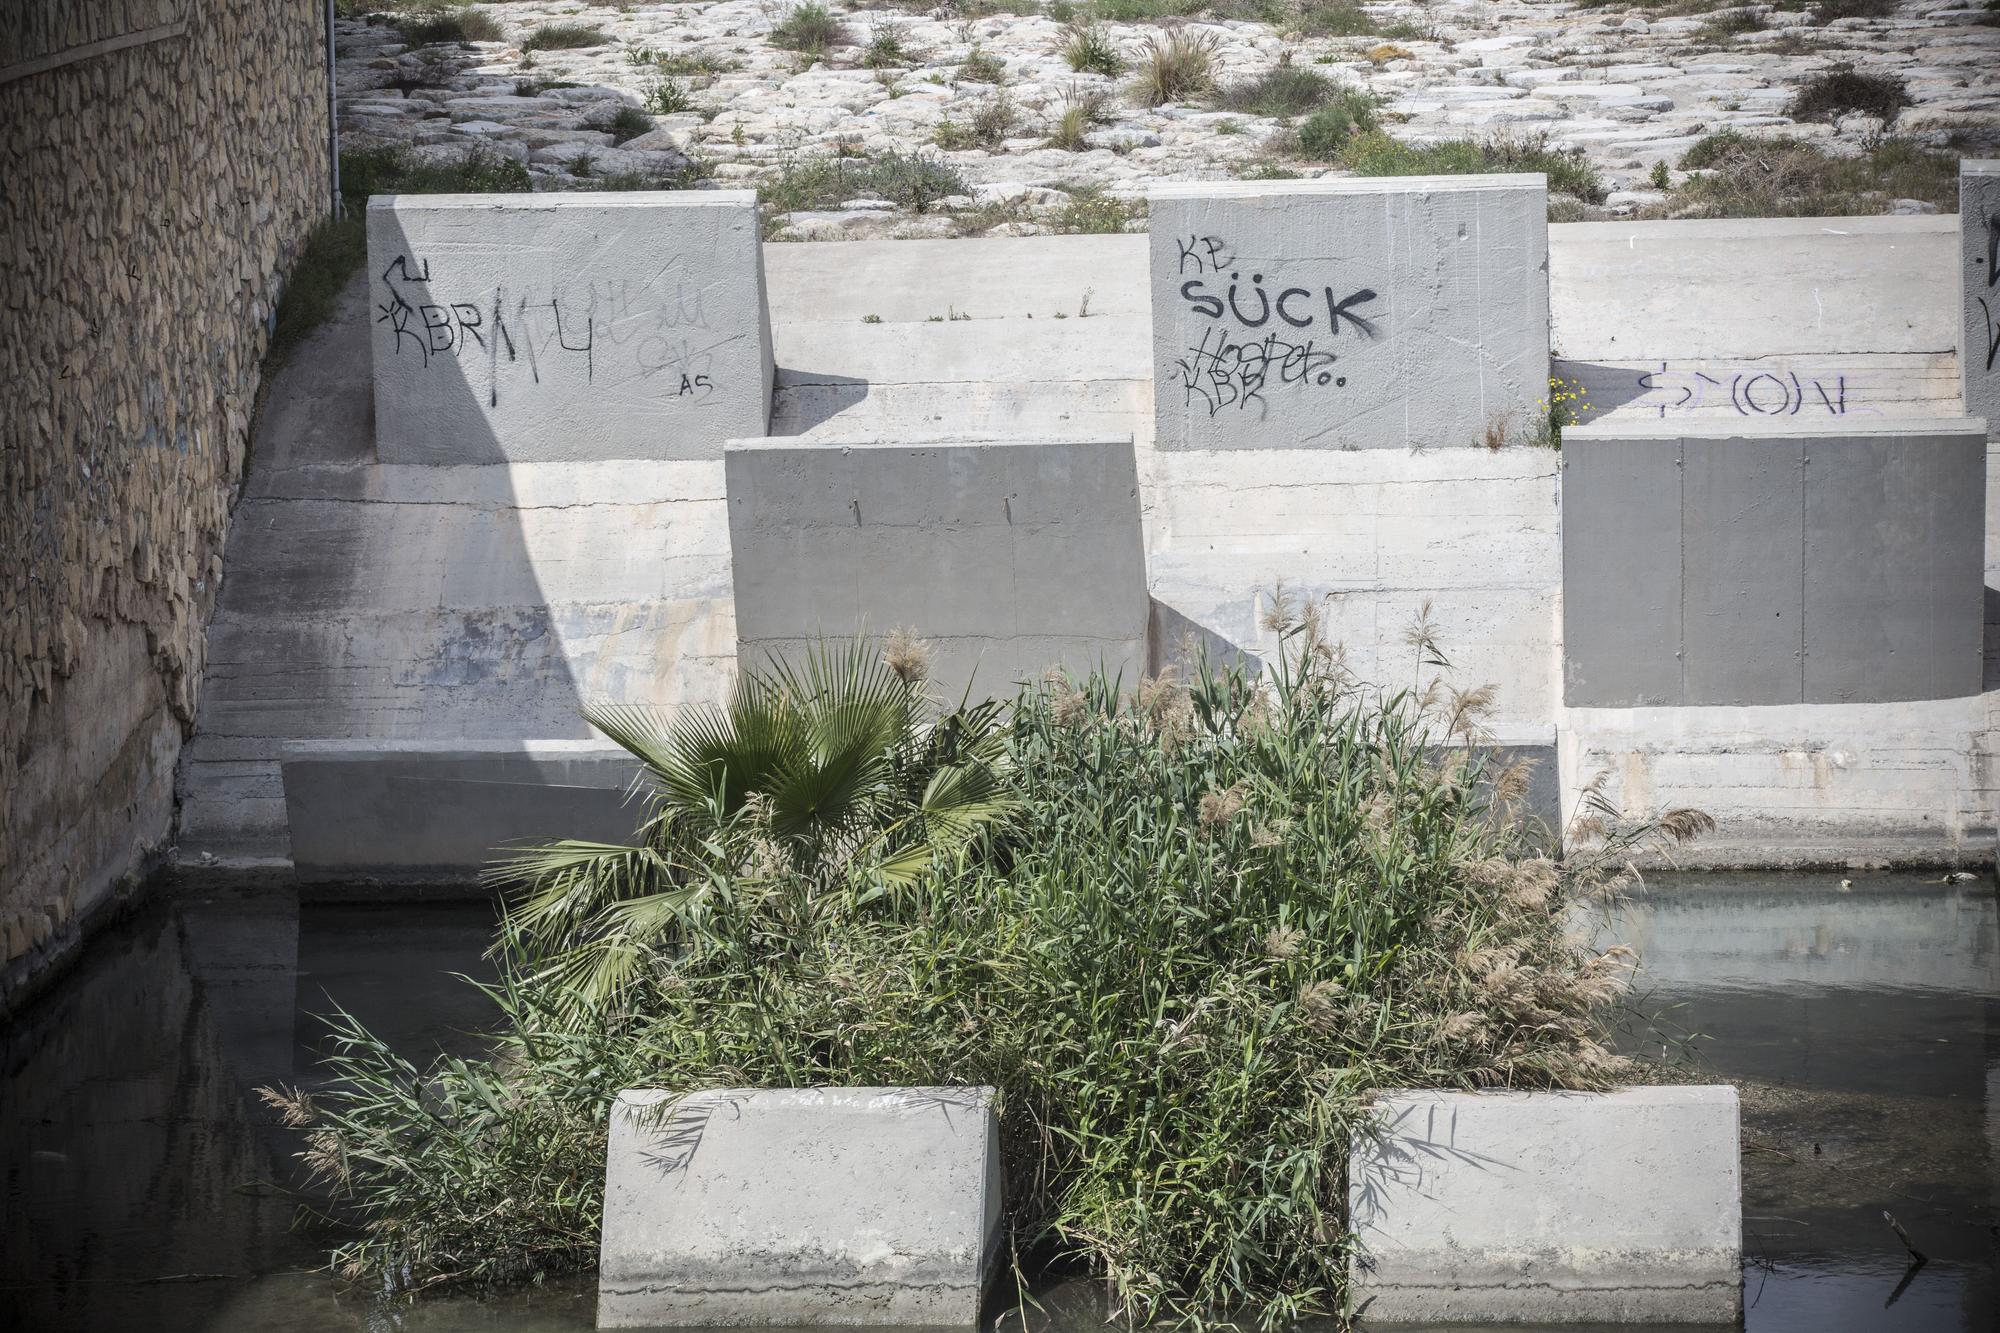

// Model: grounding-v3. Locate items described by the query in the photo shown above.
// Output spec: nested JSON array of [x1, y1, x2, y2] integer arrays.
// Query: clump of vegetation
[[1215, 57, 1335, 118], [1296, 0, 1379, 36], [1694, 8, 1765, 41], [959, 46, 1009, 83], [769, 1, 849, 56], [937, 94, 1019, 152], [1808, 0, 1897, 19], [645, 77, 701, 115], [1134, 27, 1219, 107], [1293, 87, 1380, 157], [274, 622, 1699, 1315], [1786, 64, 1911, 122], [394, 5, 503, 46], [864, 21, 913, 68], [1045, 85, 1114, 151], [607, 105, 654, 143], [1060, 20, 1124, 75], [1377, 19, 1436, 41], [761, 149, 969, 216], [1053, 188, 1143, 232], [521, 22, 609, 52], [1335, 130, 1608, 206], [1535, 375, 1591, 448], [1665, 130, 1957, 216]]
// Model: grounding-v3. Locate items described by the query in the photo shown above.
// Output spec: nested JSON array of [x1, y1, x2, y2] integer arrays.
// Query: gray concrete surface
[[281, 741, 643, 880], [1149, 176, 1549, 451], [725, 435, 1148, 700], [1563, 418, 1987, 708], [1349, 1085, 1741, 1322], [1966, 162, 2000, 440], [367, 190, 772, 463], [598, 1086, 1001, 1327]]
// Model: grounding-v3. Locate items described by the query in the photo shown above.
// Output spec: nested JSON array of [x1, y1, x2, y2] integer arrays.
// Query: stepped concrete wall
[[1, 0, 328, 992], [174, 215, 1986, 877], [1966, 162, 1999, 440]]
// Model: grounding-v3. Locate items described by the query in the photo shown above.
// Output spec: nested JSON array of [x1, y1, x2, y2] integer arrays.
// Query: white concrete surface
[[367, 190, 772, 463], [1148, 176, 1550, 451], [183, 216, 1988, 870], [598, 1087, 1001, 1327], [1965, 162, 2000, 440], [725, 435, 1148, 699], [1349, 1086, 1741, 1322]]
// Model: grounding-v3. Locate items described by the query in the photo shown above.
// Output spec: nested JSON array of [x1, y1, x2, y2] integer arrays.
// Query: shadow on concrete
[[770, 365, 872, 436], [1147, 597, 1262, 681], [182, 230, 600, 870], [1984, 586, 2000, 693]]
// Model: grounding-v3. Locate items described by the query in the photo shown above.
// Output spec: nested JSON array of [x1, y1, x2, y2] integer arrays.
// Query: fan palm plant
[[494, 637, 1015, 1006]]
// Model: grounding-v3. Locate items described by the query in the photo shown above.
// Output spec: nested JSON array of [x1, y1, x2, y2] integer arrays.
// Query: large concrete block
[[1563, 418, 1986, 707], [281, 741, 644, 880], [1350, 1086, 1741, 1322], [1149, 175, 1549, 451], [367, 190, 773, 463], [599, 1087, 1002, 1327], [1963, 161, 1999, 438], [725, 436, 1148, 700]]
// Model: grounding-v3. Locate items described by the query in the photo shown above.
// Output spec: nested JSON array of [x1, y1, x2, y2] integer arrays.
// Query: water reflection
[[0, 872, 1995, 1332]]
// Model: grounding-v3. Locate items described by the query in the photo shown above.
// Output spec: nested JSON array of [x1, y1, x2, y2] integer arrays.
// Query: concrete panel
[[725, 436, 1148, 701], [1565, 419, 1986, 709], [280, 741, 644, 881], [1561, 435, 1682, 706], [1148, 176, 1549, 451], [1349, 1085, 1741, 1322], [599, 1087, 1001, 1327], [1680, 429, 1804, 705], [367, 191, 773, 463], [1803, 426, 1985, 702], [1964, 162, 2000, 440]]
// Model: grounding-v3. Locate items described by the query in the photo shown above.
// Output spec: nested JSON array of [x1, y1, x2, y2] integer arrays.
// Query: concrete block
[[367, 191, 773, 463], [1963, 161, 1999, 438], [280, 741, 644, 880], [1148, 175, 1549, 451], [1563, 419, 1986, 707], [1349, 1086, 1741, 1322], [598, 1087, 1001, 1327], [725, 436, 1148, 701]]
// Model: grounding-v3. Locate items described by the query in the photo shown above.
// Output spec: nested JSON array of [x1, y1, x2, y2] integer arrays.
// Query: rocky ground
[[335, 0, 1999, 237]]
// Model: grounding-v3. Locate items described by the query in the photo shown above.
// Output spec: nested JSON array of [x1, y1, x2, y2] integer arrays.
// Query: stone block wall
[[0, 1, 328, 982]]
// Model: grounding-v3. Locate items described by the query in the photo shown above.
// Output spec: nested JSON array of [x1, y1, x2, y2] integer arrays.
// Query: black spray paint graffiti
[[1170, 234, 1379, 417], [1634, 364, 1878, 418], [1977, 208, 1999, 376], [374, 255, 722, 406]]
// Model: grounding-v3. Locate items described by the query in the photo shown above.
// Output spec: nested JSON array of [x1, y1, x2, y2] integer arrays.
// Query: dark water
[[0, 872, 1994, 1332]]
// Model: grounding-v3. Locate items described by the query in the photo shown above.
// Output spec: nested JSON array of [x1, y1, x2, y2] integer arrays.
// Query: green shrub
[[1694, 8, 1765, 40], [959, 47, 1008, 83], [645, 77, 700, 115], [277, 629, 1695, 1315], [1215, 60, 1335, 118], [607, 105, 654, 143], [1809, 0, 1896, 18], [1060, 20, 1124, 75], [339, 143, 532, 207], [1134, 27, 1218, 107], [1669, 131, 1957, 216], [770, 1, 849, 55], [1336, 130, 1608, 205], [1296, 0, 1378, 36], [394, 5, 503, 45], [1045, 86, 1113, 151], [1053, 190, 1142, 232], [865, 22, 913, 68], [1294, 88, 1379, 156], [521, 21, 609, 51], [761, 150, 970, 214], [1786, 64, 1911, 122]]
